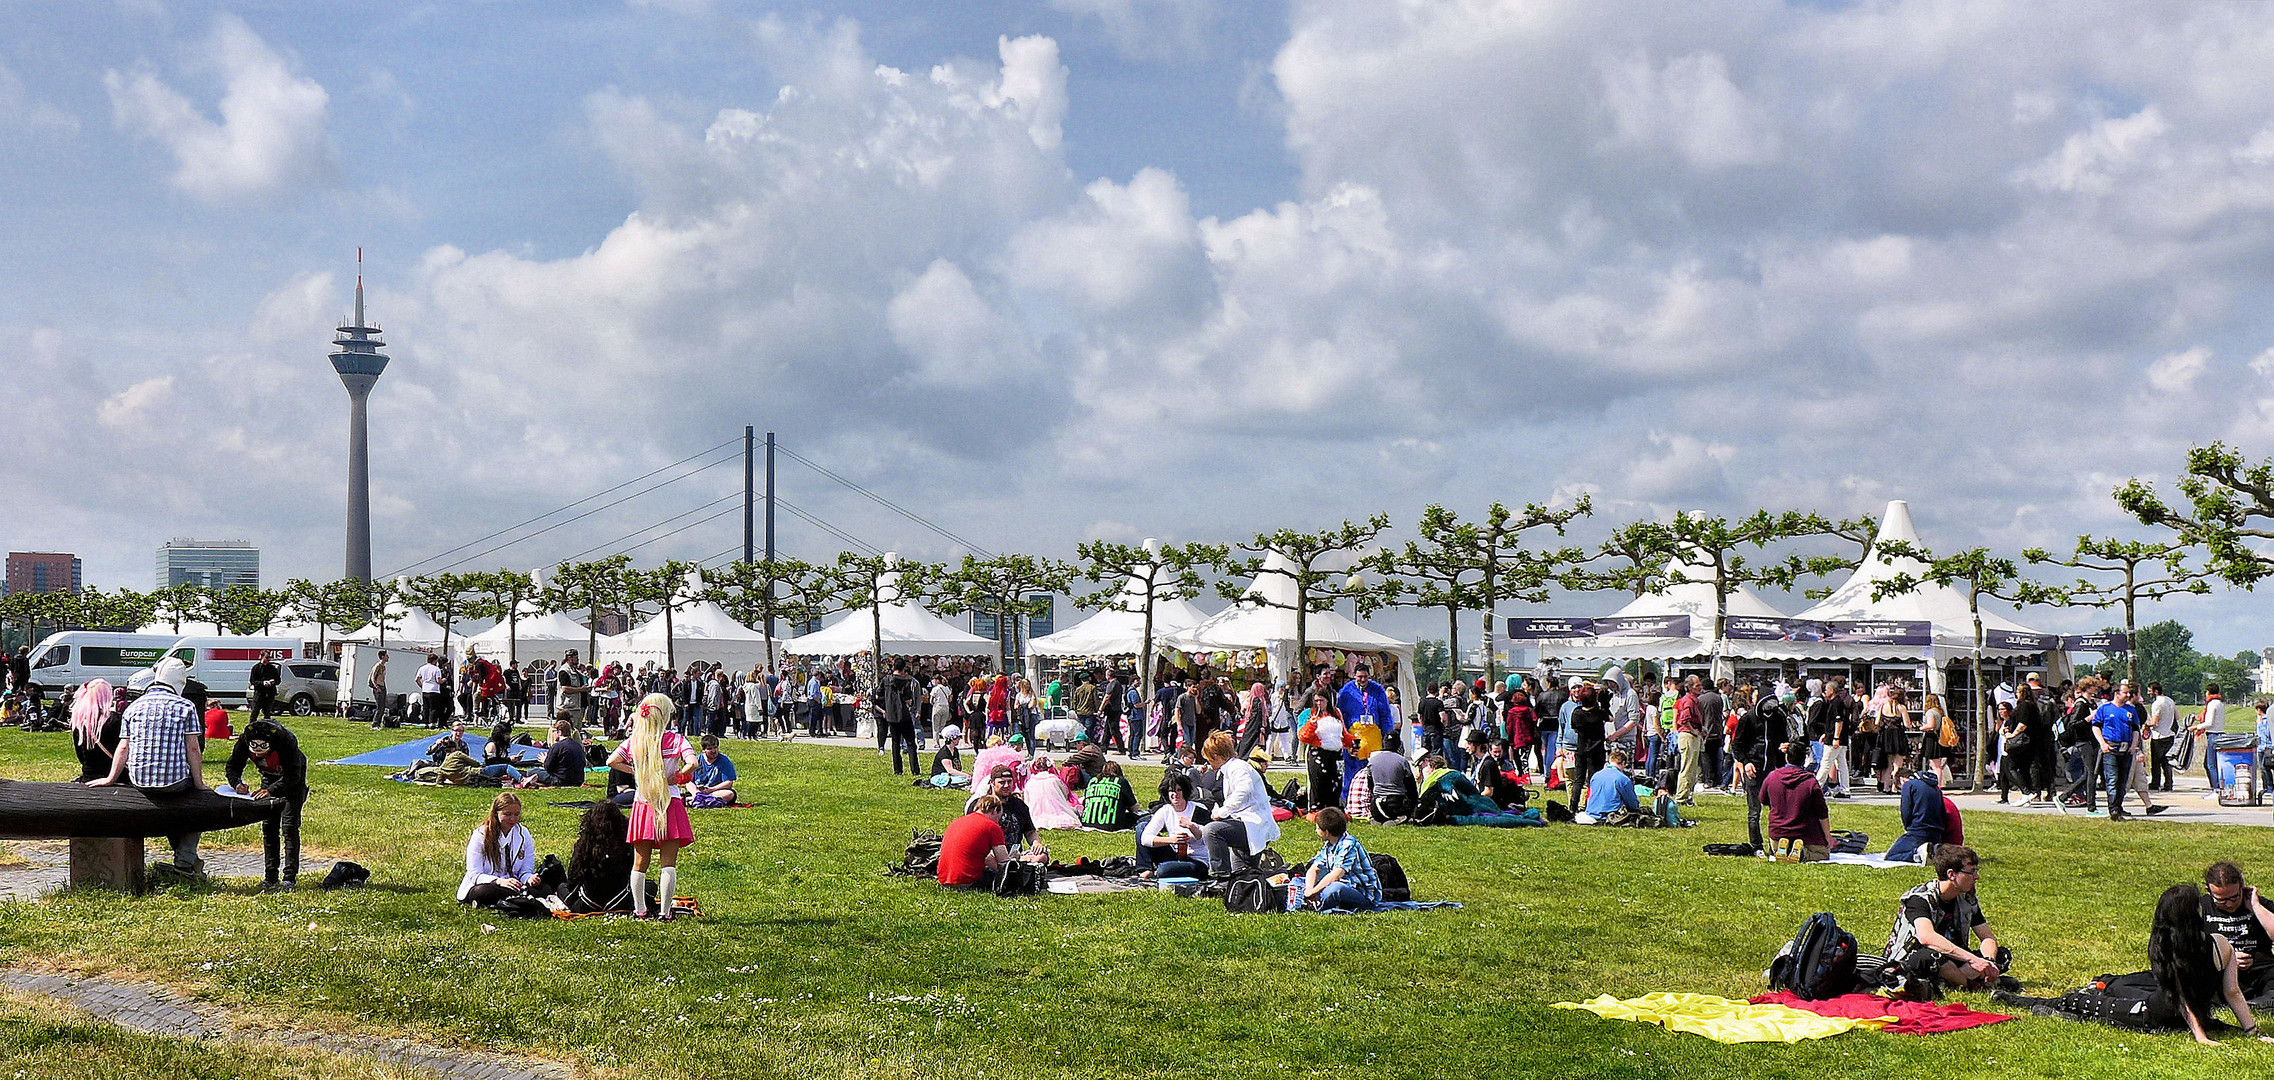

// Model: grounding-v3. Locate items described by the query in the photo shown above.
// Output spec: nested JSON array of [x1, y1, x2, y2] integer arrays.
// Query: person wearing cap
[[90, 657, 209, 878], [225, 716, 308, 890], [930, 725, 969, 787], [965, 765, 1042, 854]]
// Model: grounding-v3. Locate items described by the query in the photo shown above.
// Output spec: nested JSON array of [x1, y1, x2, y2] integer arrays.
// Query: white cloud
[[104, 14, 335, 203], [96, 376, 175, 428], [2018, 106, 2170, 194], [1599, 51, 1779, 169], [2147, 346, 2211, 394]]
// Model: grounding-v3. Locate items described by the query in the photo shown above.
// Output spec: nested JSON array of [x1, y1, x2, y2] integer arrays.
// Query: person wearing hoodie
[[1885, 767, 1947, 863], [1762, 741, 1831, 861], [224, 716, 308, 890], [1731, 685, 1791, 852]]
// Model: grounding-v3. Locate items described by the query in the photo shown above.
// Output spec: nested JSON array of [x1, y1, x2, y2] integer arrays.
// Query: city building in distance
[[4, 552, 82, 597], [156, 538, 260, 590]]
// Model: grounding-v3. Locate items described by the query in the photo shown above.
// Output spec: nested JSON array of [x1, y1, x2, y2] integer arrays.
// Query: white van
[[23, 632, 183, 693], [159, 636, 306, 703]]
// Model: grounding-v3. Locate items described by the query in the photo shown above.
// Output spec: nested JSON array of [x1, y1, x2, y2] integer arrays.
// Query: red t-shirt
[[938, 812, 1006, 887], [203, 707, 233, 740]]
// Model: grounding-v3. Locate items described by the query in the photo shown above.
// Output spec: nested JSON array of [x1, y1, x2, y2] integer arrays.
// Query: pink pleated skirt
[[626, 795, 694, 846]]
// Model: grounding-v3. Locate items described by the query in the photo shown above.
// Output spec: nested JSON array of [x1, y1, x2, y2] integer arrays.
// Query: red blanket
[[1747, 992, 2011, 1035]]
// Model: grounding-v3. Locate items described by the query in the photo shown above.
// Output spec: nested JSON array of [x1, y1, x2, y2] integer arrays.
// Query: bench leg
[[68, 837, 145, 894]]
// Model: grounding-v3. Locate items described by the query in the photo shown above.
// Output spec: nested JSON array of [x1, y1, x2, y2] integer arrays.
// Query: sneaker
[[1831, 791, 1851, 800], [2085, 810, 2106, 818]]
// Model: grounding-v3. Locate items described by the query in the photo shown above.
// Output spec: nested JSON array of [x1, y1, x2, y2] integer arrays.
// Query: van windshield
[[32, 646, 67, 669]]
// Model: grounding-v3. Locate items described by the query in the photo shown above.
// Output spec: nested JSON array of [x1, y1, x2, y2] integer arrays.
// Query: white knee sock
[[657, 867, 678, 918], [629, 870, 648, 916]]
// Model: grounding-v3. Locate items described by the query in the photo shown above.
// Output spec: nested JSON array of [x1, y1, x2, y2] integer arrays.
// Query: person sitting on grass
[[1884, 845, 2008, 998], [1365, 742, 1419, 822], [430, 720, 473, 764], [2152, 883, 2274, 1045], [1137, 774, 1208, 880], [1201, 730, 1281, 875], [930, 725, 970, 788], [479, 719, 535, 784], [1465, 731, 1524, 810], [1080, 760, 1139, 831], [560, 800, 649, 914], [2201, 861, 2274, 1005], [458, 792, 549, 909], [1300, 806, 1381, 912], [1762, 741, 1830, 862], [202, 701, 233, 742], [966, 765, 1042, 855], [1884, 766, 1947, 864], [688, 735, 738, 807], [1576, 748, 1641, 824], [518, 719, 587, 788], [938, 794, 1046, 889]]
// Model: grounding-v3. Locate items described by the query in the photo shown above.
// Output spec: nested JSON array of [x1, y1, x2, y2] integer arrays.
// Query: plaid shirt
[[1317, 833, 1382, 903], [123, 686, 201, 787]]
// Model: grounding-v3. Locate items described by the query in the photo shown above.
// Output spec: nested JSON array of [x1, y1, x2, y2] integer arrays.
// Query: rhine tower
[[328, 251, 388, 582]]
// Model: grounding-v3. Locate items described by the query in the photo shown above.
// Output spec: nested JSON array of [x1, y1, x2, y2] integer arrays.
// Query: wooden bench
[[0, 779, 285, 894]]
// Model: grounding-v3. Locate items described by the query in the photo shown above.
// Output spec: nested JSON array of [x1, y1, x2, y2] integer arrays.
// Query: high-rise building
[[156, 539, 260, 590], [329, 250, 389, 582], [5, 552, 82, 596]]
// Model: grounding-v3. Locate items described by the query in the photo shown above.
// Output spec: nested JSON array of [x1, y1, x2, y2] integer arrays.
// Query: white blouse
[[458, 823, 535, 901], [1216, 761, 1281, 853]]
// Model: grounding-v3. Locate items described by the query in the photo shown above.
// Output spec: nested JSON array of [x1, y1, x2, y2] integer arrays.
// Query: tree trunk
[[2123, 581, 2137, 687], [1294, 583, 1309, 694], [1970, 600, 1988, 792], [664, 601, 676, 672], [507, 600, 518, 668], [1448, 606, 1461, 685], [1139, 573, 1157, 731]]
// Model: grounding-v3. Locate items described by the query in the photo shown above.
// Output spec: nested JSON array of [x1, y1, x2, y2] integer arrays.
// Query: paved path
[[1, 967, 574, 1080], [0, 843, 270, 902]]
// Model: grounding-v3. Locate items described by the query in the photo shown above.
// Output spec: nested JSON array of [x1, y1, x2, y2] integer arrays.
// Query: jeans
[[481, 763, 524, 783], [2063, 745, 2100, 809], [1743, 766, 1766, 850], [1308, 880, 1377, 911], [888, 720, 919, 775], [263, 794, 305, 884], [2150, 735, 2175, 790], [1100, 711, 1125, 753], [1202, 819, 1258, 874], [1537, 731, 1559, 779], [1706, 736, 1728, 789], [807, 700, 826, 736], [2102, 744, 2132, 814], [143, 779, 204, 870]]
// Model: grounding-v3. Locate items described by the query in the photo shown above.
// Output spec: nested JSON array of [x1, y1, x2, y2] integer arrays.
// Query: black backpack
[[1768, 912, 1859, 1000], [1369, 853, 1411, 903], [1222, 871, 1287, 914], [993, 860, 1045, 897]]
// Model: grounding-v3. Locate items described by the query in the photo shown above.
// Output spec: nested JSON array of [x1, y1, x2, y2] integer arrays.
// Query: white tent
[[263, 604, 357, 647], [599, 600, 791, 671], [1776, 499, 2048, 664], [339, 604, 461, 653], [136, 620, 229, 638], [781, 556, 998, 660], [462, 570, 609, 663], [1166, 552, 1419, 709], [1030, 573, 1208, 658], [1539, 558, 1791, 671]]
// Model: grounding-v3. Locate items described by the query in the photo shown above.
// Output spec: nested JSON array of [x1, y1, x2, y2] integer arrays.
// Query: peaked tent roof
[[781, 559, 999, 659], [1165, 552, 1418, 707], [338, 605, 461, 651], [135, 620, 229, 637], [1783, 499, 2044, 657], [1541, 556, 1790, 662], [598, 600, 791, 670], [1030, 572, 1209, 658]]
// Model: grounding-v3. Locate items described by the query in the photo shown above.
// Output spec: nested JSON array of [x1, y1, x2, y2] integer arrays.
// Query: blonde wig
[[632, 693, 677, 817]]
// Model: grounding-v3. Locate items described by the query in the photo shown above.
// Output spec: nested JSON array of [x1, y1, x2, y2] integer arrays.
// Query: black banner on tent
[[1722, 617, 1931, 646], [1505, 615, 1691, 640], [1982, 629, 2056, 652], [2060, 632, 2129, 652]]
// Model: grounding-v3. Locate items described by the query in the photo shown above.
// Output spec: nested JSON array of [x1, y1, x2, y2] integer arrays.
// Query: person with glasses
[[2202, 861, 2274, 1004], [1884, 845, 2009, 998]]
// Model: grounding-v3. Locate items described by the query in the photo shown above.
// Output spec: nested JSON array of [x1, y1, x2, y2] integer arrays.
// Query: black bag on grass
[[1222, 871, 1286, 914], [1369, 853, 1411, 903], [887, 829, 943, 878], [993, 860, 1045, 897], [1767, 912, 1859, 1000]]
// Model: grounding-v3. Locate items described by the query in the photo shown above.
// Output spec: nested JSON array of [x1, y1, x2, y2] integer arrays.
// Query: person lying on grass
[[1300, 807, 1381, 912], [1884, 845, 2009, 998], [938, 794, 1046, 890]]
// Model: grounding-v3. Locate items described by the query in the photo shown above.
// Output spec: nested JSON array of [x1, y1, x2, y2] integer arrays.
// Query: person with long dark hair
[[2152, 884, 2271, 1045], [561, 800, 652, 913]]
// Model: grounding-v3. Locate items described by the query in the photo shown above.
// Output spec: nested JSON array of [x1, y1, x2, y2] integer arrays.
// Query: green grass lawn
[[2, 714, 2269, 1079]]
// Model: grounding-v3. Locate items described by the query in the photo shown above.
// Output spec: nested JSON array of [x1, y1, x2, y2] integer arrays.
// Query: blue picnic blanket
[[1313, 901, 1466, 916]]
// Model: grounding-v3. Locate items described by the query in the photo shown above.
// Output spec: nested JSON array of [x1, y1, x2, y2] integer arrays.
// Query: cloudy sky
[[6, 0, 2274, 652]]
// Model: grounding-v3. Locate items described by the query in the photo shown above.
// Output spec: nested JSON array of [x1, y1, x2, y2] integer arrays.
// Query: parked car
[[277, 660, 340, 715]]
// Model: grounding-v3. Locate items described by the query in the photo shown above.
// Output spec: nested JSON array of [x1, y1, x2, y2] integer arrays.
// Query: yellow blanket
[[1552, 993, 1891, 1044]]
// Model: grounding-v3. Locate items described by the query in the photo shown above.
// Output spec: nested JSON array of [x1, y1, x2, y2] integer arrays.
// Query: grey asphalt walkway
[[1, 967, 574, 1080]]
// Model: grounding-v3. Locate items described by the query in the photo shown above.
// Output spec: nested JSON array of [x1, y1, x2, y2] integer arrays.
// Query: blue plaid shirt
[[123, 686, 201, 787], [1317, 833, 1382, 903]]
